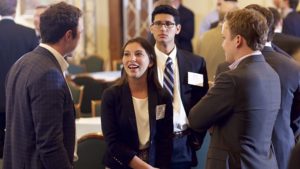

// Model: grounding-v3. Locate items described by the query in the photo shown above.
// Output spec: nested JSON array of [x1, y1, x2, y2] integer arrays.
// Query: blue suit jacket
[[282, 11, 300, 38], [101, 82, 173, 169], [262, 46, 300, 169], [172, 49, 209, 166], [3, 47, 75, 169], [176, 49, 209, 116], [0, 19, 38, 113], [189, 55, 281, 169]]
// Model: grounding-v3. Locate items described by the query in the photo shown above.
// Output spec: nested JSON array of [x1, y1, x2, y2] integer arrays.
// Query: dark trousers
[[171, 135, 192, 169], [0, 113, 5, 158]]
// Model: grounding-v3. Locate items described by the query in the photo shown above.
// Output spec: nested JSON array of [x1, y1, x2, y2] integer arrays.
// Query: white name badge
[[188, 72, 203, 87], [156, 104, 166, 120]]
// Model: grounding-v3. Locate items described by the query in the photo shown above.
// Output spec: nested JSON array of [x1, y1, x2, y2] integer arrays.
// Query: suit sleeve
[[189, 72, 235, 132], [101, 88, 137, 167], [291, 71, 300, 140], [155, 92, 173, 169], [30, 69, 72, 169]]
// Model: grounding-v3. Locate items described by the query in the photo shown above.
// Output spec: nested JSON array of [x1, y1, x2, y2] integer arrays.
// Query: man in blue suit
[[282, 0, 300, 38], [3, 2, 82, 169], [0, 0, 38, 158], [150, 5, 209, 169], [245, 5, 300, 169], [170, 0, 195, 53]]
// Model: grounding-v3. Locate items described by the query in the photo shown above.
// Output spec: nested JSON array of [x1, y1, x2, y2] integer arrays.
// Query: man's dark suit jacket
[[176, 49, 209, 115], [0, 18, 38, 158], [176, 4, 195, 53], [282, 11, 300, 38], [0, 19, 38, 113], [262, 46, 300, 169], [288, 144, 300, 169], [171, 49, 209, 166], [272, 33, 300, 57], [101, 82, 173, 169], [3, 47, 75, 169], [189, 55, 281, 169]]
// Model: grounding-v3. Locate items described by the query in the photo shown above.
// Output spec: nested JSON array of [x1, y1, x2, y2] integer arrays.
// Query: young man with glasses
[[150, 5, 209, 169]]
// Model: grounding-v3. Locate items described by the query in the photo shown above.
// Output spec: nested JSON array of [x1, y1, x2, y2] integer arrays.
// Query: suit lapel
[[176, 50, 188, 97], [121, 83, 139, 144], [148, 83, 157, 139]]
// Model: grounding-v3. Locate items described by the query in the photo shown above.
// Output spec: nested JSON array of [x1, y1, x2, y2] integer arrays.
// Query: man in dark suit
[[282, 0, 300, 38], [3, 2, 82, 169], [245, 5, 300, 169], [172, 0, 195, 53], [0, 0, 38, 158], [268, 7, 300, 57], [150, 5, 209, 169], [189, 8, 281, 169]]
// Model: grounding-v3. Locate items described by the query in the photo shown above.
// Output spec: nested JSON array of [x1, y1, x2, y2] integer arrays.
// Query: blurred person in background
[[33, 5, 48, 41], [0, 0, 38, 159], [282, 0, 300, 37]]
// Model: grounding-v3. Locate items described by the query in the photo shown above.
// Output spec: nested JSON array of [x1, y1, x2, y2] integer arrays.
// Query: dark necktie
[[163, 57, 174, 98]]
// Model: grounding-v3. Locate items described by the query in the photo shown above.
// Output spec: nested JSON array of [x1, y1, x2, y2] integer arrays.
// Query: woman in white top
[[101, 37, 173, 169]]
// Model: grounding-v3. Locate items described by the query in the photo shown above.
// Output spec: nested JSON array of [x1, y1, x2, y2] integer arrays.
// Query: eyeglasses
[[151, 21, 176, 29]]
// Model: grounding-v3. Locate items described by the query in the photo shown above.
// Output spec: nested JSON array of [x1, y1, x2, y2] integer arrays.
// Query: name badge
[[188, 72, 203, 87], [156, 104, 166, 120]]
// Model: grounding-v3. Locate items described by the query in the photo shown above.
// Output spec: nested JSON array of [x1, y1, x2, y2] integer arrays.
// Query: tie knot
[[166, 57, 173, 66]]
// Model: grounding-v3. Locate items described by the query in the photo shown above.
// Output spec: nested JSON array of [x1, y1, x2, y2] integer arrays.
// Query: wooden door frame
[[108, 0, 123, 69]]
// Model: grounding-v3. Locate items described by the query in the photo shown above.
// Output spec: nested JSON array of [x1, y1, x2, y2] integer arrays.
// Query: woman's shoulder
[[102, 85, 122, 99]]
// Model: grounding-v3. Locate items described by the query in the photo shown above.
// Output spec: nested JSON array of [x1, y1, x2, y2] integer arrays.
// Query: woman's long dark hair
[[115, 37, 162, 91]]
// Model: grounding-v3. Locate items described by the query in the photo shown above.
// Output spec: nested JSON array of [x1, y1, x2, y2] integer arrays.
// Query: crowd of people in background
[[0, 0, 300, 169]]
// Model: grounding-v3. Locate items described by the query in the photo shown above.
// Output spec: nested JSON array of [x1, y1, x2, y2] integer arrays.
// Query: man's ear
[[235, 35, 242, 48], [65, 30, 73, 40], [175, 24, 181, 35]]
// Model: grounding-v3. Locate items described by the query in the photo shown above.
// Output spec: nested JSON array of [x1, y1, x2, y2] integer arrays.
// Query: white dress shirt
[[155, 45, 189, 132], [229, 51, 262, 70], [132, 97, 150, 149]]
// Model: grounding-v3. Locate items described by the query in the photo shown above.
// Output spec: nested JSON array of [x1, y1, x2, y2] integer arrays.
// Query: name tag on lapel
[[156, 104, 166, 120], [188, 72, 203, 87]]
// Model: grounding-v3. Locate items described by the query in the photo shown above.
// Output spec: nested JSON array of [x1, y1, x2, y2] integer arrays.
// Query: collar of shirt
[[39, 43, 69, 73], [155, 44, 177, 68], [282, 8, 293, 18], [265, 42, 272, 47], [0, 16, 14, 21], [229, 50, 262, 70]]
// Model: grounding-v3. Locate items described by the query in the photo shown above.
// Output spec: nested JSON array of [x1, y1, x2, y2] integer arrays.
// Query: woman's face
[[122, 42, 153, 81]]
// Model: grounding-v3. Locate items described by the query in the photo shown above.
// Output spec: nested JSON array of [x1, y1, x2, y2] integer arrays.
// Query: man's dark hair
[[0, 0, 17, 16], [40, 2, 82, 44], [289, 0, 299, 10], [268, 7, 281, 33], [151, 5, 180, 25]]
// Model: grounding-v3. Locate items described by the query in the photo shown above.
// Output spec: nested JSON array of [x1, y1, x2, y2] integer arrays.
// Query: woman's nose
[[130, 55, 136, 61]]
